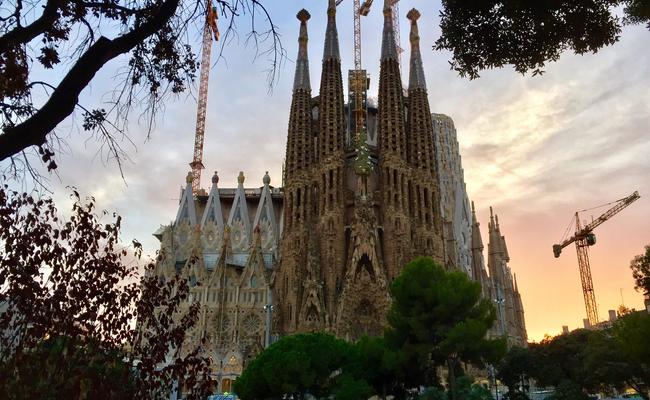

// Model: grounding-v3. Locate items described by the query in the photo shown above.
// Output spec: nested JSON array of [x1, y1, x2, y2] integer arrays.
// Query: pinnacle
[[407, 8, 421, 22], [297, 9, 311, 23]]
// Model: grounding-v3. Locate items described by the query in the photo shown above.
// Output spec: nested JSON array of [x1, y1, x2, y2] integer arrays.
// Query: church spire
[[285, 10, 314, 179], [471, 201, 483, 251], [378, 0, 406, 160], [381, 0, 398, 61], [407, 9, 426, 90], [294, 9, 311, 91], [323, 0, 340, 61], [406, 8, 435, 171], [319, 0, 345, 160]]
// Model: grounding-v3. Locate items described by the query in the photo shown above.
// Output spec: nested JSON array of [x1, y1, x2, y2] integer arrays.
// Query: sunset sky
[[4, 0, 649, 342]]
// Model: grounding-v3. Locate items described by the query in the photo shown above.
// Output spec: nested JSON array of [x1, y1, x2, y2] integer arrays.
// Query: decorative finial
[[263, 171, 271, 185], [186, 171, 193, 184], [407, 8, 421, 22], [495, 214, 500, 229], [237, 171, 245, 184], [212, 171, 219, 185], [297, 9, 310, 23], [471, 201, 476, 213]]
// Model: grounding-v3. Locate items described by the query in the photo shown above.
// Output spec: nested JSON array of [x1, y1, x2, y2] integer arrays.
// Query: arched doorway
[[221, 378, 232, 393]]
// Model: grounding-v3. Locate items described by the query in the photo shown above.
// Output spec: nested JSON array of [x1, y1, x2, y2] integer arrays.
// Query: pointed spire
[[471, 201, 478, 223], [286, 12, 315, 177], [323, 0, 340, 61], [228, 171, 252, 250], [514, 273, 519, 293], [407, 9, 426, 90], [294, 10, 311, 91], [378, 0, 407, 161], [470, 201, 484, 251], [253, 171, 279, 251], [201, 171, 224, 229], [318, 0, 345, 159], [175, 171, 198, 226], [381, 0, 398, 61]]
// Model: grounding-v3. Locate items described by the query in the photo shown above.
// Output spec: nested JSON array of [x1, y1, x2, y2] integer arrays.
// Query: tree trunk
[[447, 357, 457, 400]]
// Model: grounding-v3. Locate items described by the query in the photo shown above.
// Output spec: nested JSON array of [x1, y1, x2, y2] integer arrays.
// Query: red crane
[[553, 191, 640, 326], [190, 0, 220, 194]]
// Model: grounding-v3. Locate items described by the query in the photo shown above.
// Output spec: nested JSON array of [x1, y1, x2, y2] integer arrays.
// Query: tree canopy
[[436, 0, 650, 79], [630, 244, 650, 297], [0, 0, 281, 174], [232, 332, 371, 400], [386, 257, 505, 398], [496, 313, 650, 400], [0, 185, 212, 399]]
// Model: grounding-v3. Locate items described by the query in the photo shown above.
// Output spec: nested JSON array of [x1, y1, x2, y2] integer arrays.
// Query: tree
[[497, 346, 535, 397], [612, 312, 650, 400], [385, 257, 506, 399], [233, 332, 371, 400], [0, 0, 282, 173], [630, 245, 650, 297], [435, 0, 650, 79], [0, 184, 212, 399], [529, 329, 593, 389]]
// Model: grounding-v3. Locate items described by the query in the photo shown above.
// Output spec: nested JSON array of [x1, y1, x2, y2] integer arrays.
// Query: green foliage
[[529, 329, 593, 387], [331, 374, 374, 400], [0, 186, 212, 399], [497, 346, 535, 394], [386, 257, 506, 394], [521, 315, 650, 400], [548, 380, 589, 400], [233, 333, 361, 399], [454, 376, 494, 400], [0, 335, 134, 399], [630, 245, 650, 296], [612, 312, 650, 397], [420, 377, 494, 400], [435, 0, 650, 79]]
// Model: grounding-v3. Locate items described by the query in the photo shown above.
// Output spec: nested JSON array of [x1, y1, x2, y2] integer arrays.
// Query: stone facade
[[274, 1, 444, 341], [151, 171, 281, 393], [150, 1, 529, 391], [433, 113, 473, 276]]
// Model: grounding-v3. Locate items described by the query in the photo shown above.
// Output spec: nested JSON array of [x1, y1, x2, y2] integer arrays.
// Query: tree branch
[[0, 0, 62, 55], [0, 0, 181, 162]]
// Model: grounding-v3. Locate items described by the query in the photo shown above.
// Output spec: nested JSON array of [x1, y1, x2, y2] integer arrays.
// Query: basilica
[[151, 0, 527, 392]]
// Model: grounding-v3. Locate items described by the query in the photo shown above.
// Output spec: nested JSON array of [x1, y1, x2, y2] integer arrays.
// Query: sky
[[3, 0, 649, 342]]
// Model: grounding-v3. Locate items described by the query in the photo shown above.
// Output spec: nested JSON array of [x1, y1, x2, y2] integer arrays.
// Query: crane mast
[[348, 0, 372, 144], [553, 191, 640, 326], [190, 1, 219, 194]]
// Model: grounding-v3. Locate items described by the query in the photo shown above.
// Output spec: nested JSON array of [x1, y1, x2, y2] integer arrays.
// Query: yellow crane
[[190, 0, 220, 194], [553, 191, 640, 326]]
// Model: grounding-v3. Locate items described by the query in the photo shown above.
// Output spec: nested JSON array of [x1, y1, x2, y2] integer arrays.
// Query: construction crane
[[553, 191, 641, 326], [190, 0, 220, 194]]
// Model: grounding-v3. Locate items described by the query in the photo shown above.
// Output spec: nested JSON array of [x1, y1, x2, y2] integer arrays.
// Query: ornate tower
[[277, 10, 314, 334], [470, 201, 491, 299], [314, 0, 348, 330], [378, 0, 411, 281], [405, 9, 443, 261]]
